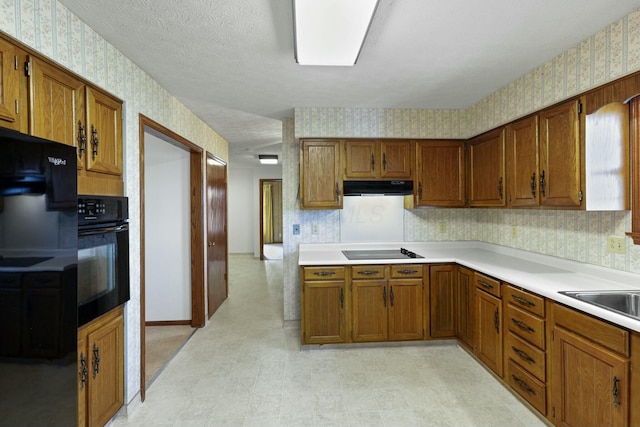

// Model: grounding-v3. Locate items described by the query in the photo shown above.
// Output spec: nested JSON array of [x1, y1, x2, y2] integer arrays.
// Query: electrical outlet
[[311, 223, 319, 235], [606, 236, 626, 254], [438, 222, 447, 234], [511, 225, 517, 238], [293, 224, 300, 235]]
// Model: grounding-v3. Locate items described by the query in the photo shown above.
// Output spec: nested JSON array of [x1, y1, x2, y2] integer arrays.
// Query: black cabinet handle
[[539, 170, 546, 197], [390, 286, 394, 306], [478, 280, 494, 290], [313, 271, 335, 276], [383, 286, 387, 308], [494, 308, 500, 333], [512, 375, 535, 395], [511, 318, 535, 333], [383, 153, 387, 171], [371, 153, 375, 172], [335, 183, 339, 202], [357, 270, 379, 276], [498, 177, 503, 199], [340, 288, 344, 309], [77, 121, 87, 159], [530, 172, 536, 197], [613, 376, 620, 408], [92, 343, 100, 379], [79, 352, 88, 389], [512, 346, 535, 364], [511, 294, 535, 307], [91, 125, 99, 160], [397, 269, 418, 275]]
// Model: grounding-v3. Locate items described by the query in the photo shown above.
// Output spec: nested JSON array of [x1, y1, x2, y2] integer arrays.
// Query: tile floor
[[111, 254, 549, 427]]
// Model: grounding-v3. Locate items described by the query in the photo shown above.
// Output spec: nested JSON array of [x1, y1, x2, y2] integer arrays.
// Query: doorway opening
[[260, 179, 283, 260], [138, 115, 205, 400]]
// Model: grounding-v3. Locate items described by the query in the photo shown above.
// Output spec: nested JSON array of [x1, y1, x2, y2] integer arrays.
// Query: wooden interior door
[[206, 153, 228, 318]]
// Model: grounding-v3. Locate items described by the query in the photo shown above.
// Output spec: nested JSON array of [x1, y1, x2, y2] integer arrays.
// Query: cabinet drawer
[[505, 285, 544, 317], [352, 265, 386, 279], [390, 265, 423, 278], [0, 273, 21, 288], [507, 360, 546, 415], [553, 303, 629, 356], [506, 305, 545, 349], [23, 272, 61, 288], [303, 266, 345, 281], [505, 332, 546, 382], [474, 272, 501, 298]]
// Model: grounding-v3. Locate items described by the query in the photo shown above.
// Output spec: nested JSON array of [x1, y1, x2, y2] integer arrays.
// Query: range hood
[[343, 180, 413, 196]]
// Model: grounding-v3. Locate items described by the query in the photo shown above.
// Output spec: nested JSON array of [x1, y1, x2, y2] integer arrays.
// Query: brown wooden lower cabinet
[[475, 287, 503, 376], [454, 266, 474, 348], [429, 264, 456, 338], [77, 305, 124, 427], [300, 266, 347, 344]]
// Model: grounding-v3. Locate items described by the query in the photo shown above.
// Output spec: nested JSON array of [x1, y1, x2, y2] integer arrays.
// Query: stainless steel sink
[[560, 291, 640, 320]]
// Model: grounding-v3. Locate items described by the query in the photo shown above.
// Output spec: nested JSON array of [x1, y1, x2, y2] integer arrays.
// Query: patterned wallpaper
[[283, 10, 640, 321], [0, 0, 229, 403]]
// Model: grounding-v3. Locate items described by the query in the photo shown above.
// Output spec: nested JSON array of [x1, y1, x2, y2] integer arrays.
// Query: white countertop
[[299, 241, 640, 333]]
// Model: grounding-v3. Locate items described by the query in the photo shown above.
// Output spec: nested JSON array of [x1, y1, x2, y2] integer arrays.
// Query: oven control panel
[[78, 196, 128, 224]]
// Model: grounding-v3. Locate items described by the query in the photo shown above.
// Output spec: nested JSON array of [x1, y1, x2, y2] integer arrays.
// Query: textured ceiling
[[58, 0, 640, 166]]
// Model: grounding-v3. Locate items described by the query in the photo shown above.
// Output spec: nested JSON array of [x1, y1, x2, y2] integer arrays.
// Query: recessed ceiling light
[[293, 0, 379, 66]]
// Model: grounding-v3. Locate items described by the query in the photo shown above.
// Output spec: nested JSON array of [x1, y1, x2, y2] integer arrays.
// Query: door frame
[[259, 178, 282, 260], [138, 114, 205, 401]]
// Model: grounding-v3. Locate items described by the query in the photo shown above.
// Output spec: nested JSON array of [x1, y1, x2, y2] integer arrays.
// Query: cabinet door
[[302, 280, 346, 344], [77, 333, 88, 427], [352, 280, 388, 342], [85, 87, 123, 176], [86, 311, 124, 427], [476, 290, 503, 376], [429, 265, 456, 338], [469, 128, 506, 207], [455, 266, 474, 348], [388, 279, 423, 341], [28, 56, 85, 166], [343, 140, 377, 179], [507, 116, 539, 207], [552, 327, 628, 427], [300, 139, 342, 209], [0, 274, 21, 357], [380, 140, 412, 179], [539, 99, 582, 207], [415, 140, 465, 207], [0, 38, 20, 129]]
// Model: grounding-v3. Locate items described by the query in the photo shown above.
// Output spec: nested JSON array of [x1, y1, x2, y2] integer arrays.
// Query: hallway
[[112, 255, 547, 426]]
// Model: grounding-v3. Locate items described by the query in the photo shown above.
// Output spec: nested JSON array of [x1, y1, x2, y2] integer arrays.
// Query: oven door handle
[[78, 224, 128, 236]]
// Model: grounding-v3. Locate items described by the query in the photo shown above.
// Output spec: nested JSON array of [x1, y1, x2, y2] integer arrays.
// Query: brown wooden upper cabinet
[[538, 99, 583, 208], [0, 38, 20, 131], [468, 128, 506, 207], [300, 139, 342, 209], [342, 139, 413, 180], [414, 140, 465, 207], [507, 116, 539, 207], [28, 56, 123, 196]]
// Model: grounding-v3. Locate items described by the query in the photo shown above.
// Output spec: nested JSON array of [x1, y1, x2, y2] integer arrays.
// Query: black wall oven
[[78, 195, 130, 327]]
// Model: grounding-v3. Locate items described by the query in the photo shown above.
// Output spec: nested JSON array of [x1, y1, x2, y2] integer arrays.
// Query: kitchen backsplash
[[283, 8, 640, 321]]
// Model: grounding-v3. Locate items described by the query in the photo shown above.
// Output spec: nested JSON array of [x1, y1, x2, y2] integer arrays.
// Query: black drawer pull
[[313, 271, 336, 277], [512, 346, 535, 364], [511, 294, 535, 307], [511, 318, 535, 333], [397, 269, 418, 275], [357, 270, 379, 276], [478, 280, 494, 289], [512, 375, 536, 395]]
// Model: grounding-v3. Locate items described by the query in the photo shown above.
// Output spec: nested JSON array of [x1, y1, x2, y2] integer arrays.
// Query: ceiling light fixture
[[293, 0, 379, 66], [259, 154, 278, 165]]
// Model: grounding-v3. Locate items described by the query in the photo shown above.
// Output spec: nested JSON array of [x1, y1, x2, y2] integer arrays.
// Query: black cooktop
[[0, 256, 53, 268], [341, 248, 424, 260]]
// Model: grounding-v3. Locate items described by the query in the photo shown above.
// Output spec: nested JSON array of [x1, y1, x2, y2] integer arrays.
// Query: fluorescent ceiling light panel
[[259, 154, 278, 164], [293, 0, 379, 66]]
